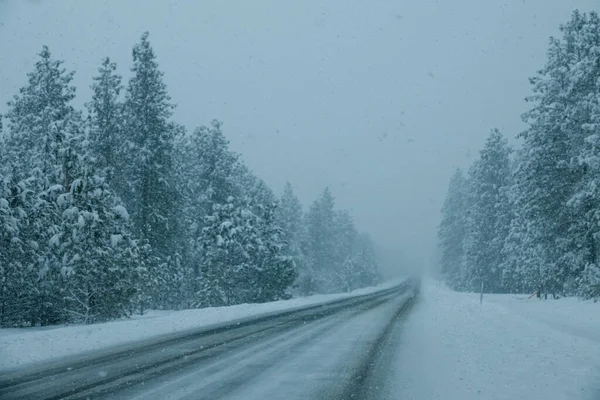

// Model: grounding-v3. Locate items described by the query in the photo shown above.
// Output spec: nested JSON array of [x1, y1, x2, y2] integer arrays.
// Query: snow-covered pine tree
[[177, 120, 240, 306], [182, 120, 241, 216], [198, 198, 236, 307], [563, 11, 600, 299], [2, 46, 84, 325], [0, 172, 28, 326], [353, 232, 380, 289], [296, 212, 318, 295], [511, 11, 596, 298], [277, 183, 303, 254], [306, 187, 337, 293], [0, 116, 3, 168], [199, 197, 251, 306], [276, 182, 308, 292], [438, 168, 468, 290], [220, 198, 260, 305], [498, 152, 524, 293], [239, 169, 277, 211], [199, 190, 296, 306], [4, 46, 78, 184], [53, 171, 140, 324], [252, 202, 296, 302], [462, 129, 512, 293], [0, 170, 58, 326], [121, 32, 184, 307], [332, 210, 358, 292], [86, 57, 124, 186]]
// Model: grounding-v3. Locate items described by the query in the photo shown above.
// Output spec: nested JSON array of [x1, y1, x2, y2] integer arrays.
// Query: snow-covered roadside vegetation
[[438, 11, 600, 300], [0, 34, 380, 328]]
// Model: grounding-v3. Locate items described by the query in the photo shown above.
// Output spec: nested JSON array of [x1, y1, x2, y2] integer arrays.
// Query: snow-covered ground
[[0, 279, 403, 372], [383, 279, 600, 400]]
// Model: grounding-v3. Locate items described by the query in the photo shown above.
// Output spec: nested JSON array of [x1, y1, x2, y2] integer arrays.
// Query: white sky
[[0, 0, 597, 270]]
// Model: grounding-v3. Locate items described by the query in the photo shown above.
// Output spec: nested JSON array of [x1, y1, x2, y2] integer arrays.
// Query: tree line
[[0, 32, 379, 327], [438, 10, 600, 300]]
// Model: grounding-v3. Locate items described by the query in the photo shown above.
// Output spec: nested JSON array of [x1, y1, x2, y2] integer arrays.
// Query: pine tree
[[462, 129, 512, 293], [306, 187, 337, 293], [353, 233, 380, 289], [53, 172, 139, 323], [2, 46, 83, 325], [499, 153, 524, 293], [332, 210, 358, 292], [178, 121, 239, 249], [5, 171, 62, 327], [438, 168, 468, 289], [241, 171, 277, 211], [86, 57, 123, 185], [121, 32, 184, 307], [560, 11, 600, 299], [4, 46, 78, 184], [510, 11, 598, 298], [199, 195, 296, 306], [184, 120, 240, 212], [278, 183, 303, 251], [276, 182, 307, 292], [0, 172, 30, 326], [252, 202, 297, 302], [199, 197, 249, 306], [177, 120, 240, 305]]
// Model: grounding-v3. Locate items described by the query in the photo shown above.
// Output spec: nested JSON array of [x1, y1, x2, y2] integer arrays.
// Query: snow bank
[[0, 278, 404, 372], [387, 278, 600, 399], [483, 291, 600, 344]]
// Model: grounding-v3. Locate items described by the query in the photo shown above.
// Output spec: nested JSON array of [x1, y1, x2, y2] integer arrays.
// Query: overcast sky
[[0, 0, 597, 271]]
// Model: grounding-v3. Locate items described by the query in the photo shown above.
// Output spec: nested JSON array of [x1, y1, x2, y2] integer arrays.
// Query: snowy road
[[0, 279, 419, 400]]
